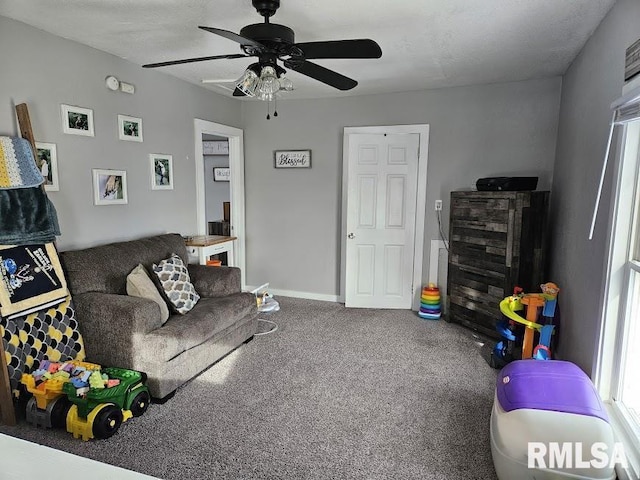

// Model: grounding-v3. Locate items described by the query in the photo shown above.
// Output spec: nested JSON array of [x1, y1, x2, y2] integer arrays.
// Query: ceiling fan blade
[[143, 53, 247, 68], [201, 78, 239, 84], [198, 26, 265, 49], [284, 59, 357, 90], [233, 87, 247, 97], [294, 39, 382, 59]]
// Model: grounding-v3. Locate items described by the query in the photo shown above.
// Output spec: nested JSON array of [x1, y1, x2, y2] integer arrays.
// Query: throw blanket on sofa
[[0, 243, 69, 320], [0, 187, 60, 245], [0, 137, 44, 189], [0, 296, 85, 394]]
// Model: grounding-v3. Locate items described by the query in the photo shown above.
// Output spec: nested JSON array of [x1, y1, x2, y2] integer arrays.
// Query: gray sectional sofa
[[59, 233, 257, 399]]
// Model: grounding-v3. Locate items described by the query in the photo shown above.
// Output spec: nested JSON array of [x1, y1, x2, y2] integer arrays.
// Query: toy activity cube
[[490, 360, 616, 480]]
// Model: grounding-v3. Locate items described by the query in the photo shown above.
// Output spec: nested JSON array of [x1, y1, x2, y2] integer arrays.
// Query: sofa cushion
[[152, 254, 200, 314], [126, 264, 170, 324], [142, 293, 256, 362], [60, 233, 189, 296]]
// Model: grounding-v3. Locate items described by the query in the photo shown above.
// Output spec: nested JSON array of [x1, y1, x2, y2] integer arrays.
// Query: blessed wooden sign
[[274, 150, 311, 168]]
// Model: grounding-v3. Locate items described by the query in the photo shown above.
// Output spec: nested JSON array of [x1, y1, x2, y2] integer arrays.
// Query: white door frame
[[194, 119, 246, 290], [340, 124, 429, 310]]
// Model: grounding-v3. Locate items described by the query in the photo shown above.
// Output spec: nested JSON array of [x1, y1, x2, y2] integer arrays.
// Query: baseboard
[[245, 285, 339, 303], [151, 389, 176, 404]]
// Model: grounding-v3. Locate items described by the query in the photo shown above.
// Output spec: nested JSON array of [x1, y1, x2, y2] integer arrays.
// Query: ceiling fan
[[142, 0, 382, 98]]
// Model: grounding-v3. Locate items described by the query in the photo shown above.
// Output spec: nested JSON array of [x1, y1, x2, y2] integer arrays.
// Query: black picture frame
[[213, 167, 230, 182]]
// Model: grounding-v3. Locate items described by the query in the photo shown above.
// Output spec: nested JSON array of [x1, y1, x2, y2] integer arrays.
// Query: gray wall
[[204, 155, 230, 224], [241, 78, 561, 295], [0, 16, 241, 250], [550, 0, 640, 374]]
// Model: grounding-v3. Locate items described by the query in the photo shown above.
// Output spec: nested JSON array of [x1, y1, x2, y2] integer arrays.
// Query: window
[[619, 271, 640, 421], [619, 174, 640, 425], [596, 114, 640, 479]]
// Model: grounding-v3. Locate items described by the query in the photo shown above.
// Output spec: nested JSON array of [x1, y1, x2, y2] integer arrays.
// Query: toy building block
[[65, 403, 131, 441], [70, 377, 89, 388], [21, 375, 69, 410], [89, 371, 105, 389], [52, 371, 70, 380], [25, 395, 69, 429], [66, 404, 98, 441], [72, 360, 102, 372], [75, 387, 90, 397]]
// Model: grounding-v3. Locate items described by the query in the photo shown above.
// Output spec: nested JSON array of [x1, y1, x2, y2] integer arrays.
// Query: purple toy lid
[[496, 360, 609, 423]]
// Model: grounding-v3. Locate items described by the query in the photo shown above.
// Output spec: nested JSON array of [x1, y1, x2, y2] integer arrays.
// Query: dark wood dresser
[[446, 190, 549, 338]]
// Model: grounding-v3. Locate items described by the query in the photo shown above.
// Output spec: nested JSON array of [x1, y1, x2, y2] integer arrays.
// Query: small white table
[[185, 235, 237, 266]]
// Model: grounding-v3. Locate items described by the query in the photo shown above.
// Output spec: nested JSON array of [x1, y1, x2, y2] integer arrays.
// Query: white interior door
[[345, 133, 420, 308], [194, 119, 246, 289]]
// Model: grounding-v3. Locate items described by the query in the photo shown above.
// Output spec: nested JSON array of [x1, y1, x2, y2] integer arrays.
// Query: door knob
[[348, 233, 355, 239]]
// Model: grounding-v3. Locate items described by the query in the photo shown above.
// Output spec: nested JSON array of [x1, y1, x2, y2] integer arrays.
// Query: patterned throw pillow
[[151, 254, 200, 314]]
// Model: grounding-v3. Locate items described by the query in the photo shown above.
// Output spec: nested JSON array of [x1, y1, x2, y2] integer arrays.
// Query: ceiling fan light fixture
[[236, 69, 259, 97], [279, 76, 294, 92], [257, 90, 275, 102], [258, 65, 280, 95]]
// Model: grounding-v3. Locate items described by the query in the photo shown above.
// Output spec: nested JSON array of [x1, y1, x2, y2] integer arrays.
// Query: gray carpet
[[0, 297, 499, 480]]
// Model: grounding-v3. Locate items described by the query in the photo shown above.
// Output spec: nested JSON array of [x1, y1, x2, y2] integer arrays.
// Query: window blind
[[615, 101, 640, 124], [589, 86, 640, 240]]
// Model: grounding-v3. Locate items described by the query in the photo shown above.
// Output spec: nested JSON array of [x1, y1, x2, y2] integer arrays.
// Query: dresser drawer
[[187, 243, 227, 263], [447, 190, 549, 338]]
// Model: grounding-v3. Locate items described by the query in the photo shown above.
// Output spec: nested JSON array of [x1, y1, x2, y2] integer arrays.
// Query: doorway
[[194, 119, 246, 289], [341, 125, 429, 310]]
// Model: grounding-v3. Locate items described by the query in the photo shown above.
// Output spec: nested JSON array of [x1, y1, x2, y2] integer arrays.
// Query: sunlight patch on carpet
[[197, 349, 241, 384]]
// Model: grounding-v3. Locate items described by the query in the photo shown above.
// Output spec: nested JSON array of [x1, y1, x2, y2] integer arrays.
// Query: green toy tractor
[[63, 367, 150, 440]]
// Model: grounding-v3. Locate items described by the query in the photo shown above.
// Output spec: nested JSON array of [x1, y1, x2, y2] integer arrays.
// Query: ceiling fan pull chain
[[274, 96, 278, 117], [266, 100, 270, 120]]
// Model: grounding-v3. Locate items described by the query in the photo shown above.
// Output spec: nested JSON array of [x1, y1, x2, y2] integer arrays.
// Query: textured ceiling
[[0, 0, 616, 100]]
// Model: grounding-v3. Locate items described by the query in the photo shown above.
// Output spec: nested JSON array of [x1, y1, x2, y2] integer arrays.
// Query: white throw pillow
[[126, 264, 170, 324]]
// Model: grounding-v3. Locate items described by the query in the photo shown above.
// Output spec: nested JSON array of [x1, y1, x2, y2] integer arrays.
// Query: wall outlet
[[435, 199, 443, 211]]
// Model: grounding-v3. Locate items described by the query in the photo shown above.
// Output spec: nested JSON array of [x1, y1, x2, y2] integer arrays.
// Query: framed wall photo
[[61, 104, 94, 136], [93, 169, 127, 205], [150, 153, 173, 190], [118, 115, 143, 142], [35, 142, 59, 191], [213, 167, 230, 182], [274, 150, 311, 168]]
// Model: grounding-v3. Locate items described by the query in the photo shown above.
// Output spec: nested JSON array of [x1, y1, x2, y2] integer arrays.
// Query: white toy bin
[[490, 360, 616, 480]]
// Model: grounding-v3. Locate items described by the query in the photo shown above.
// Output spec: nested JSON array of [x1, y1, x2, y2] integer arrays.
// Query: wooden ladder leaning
[[0, 103, 39, 425]]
